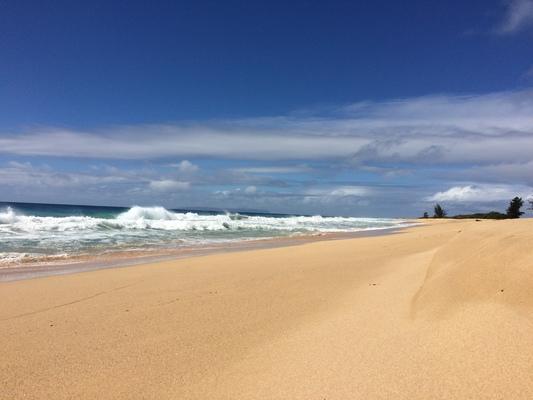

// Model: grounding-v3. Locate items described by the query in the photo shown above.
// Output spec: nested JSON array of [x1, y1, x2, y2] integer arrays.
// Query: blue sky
[[1, 0, 533, 216]]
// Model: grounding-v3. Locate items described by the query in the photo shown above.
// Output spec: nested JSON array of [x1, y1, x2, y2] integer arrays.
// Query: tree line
[[422, 197, 531, 219]]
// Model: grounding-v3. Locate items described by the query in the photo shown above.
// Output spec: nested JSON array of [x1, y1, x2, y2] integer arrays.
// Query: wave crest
[[0, 207, 19, 224], [116, 206, 181, 221], [0, 205, 408, 233], [0, 205, 412, 266]]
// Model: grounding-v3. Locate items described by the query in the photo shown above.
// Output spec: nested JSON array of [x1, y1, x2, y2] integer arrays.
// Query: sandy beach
[[1, 219, 532, 399]]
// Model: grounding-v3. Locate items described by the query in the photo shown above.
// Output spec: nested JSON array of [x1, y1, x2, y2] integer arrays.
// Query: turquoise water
[[0, 202, 411, 265]]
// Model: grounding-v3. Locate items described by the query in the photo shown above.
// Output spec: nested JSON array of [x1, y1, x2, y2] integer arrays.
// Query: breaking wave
[[0, 205, 411, 266], [0, 205, 407, 233]]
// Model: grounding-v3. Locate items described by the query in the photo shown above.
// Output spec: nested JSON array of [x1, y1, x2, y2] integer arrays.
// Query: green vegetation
[[423, 197, 529, 220], [433, 204, 447, 218], [452, 211, 508, 220], [506, 197, 524, 219]]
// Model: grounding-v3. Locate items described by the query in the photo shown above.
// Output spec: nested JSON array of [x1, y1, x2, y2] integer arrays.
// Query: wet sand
[[0, 227, 409, 282], [1, 219, 532, 399]]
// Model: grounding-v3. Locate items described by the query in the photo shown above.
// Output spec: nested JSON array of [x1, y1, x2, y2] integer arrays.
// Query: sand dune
[[1, 219, 532, 399]]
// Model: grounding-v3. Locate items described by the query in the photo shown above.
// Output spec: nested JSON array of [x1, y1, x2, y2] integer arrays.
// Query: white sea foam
[[0, 207, 18, 224], [0, 206, 412, 265], [116, 206, 180, 222], [0, 206, 408, 233]]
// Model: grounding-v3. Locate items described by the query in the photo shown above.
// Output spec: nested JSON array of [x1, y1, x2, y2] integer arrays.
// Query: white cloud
[[359, 165, 410, 178], [450, 160, 533, 185], [426, 184, 533, 202], [0, 162, 127, 188], [2, 90, 533, 216], [1, 89, 533, 167], [497, 0, 533, 34], [305, 186, 373, 198], [169, 160, 199, 173], [232, 166, 310, 174], [149, 180, 190, 192], [7, 161, 33, 169], [0, 161, 417, 216], [301, 186, 374, 207], [244, 185, 257, 194], [329, 186, 371, 197]]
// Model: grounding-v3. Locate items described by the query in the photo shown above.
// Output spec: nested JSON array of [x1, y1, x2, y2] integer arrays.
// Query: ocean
[[0, 202, 411, 267]]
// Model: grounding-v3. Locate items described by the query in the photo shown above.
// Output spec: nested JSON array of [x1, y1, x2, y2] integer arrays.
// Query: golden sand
[[1, 219, 532, 399]]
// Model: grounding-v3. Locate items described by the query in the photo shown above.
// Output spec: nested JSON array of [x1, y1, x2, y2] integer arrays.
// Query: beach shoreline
[[1, 218, 532, 399], [0, 202, 415, 282], [0, 223, 415, 282]]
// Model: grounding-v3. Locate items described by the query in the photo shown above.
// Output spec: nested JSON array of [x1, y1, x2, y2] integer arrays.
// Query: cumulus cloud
[[497, 0, 533, 34], [3, 89, 533, 216], [426, 184, 533, 202], [169, 160, 199, 173], [149, 179, 190, 192], [0, 158, 416, 216]]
